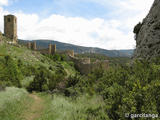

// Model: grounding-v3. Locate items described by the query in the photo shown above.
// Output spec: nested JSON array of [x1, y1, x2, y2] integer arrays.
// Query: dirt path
[[21, 93, 44, 120]]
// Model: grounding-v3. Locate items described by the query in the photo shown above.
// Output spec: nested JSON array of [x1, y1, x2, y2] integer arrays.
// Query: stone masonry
[[4, 15, 17, 43], [48, 44, 56, 54], [31, 42, 37, 50], [27, 42, 31, 49]]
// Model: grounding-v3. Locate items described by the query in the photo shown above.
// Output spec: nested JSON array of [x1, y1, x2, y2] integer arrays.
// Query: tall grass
[[0, 87, 30, 120], [38, 94, 108, 120], [21, 76, 34, 88]]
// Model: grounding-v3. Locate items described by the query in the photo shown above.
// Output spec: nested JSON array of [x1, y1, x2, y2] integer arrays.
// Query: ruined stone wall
[[90, 60, 109, 71], [48, 44, 52, 54], [79, 58, 90, 64], [4, 15, 17, 43], [31, 42, 37, 50], [48, 44, 56, 54], [69, 57, 91, 74], [58, 50, 74, 57], [134, 0, 160, 59], [26, 42, 37, 50], [27, 42, 31, 49], [69, 56, 109, 75], [53, 44, 56, 54], [76, 63, 91, 74]]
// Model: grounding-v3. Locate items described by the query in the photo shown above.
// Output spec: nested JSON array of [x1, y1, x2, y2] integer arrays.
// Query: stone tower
[[31, 42, 37, 50], [70, 50, 74, 57], [27, 42, 31, 49], [48, 44, 52, 54], [53, 44, 56, 54], [33, 42, 37, 50], [4, 15, 17, 43], [48, 44, 56, 54]]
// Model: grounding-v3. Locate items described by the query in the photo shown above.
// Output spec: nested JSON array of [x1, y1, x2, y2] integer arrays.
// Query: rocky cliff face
[[134, 0, 160, 59]]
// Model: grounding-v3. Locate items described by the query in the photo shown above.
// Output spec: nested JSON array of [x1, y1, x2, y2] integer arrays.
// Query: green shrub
[[0, 56, 23, 87], [27, 66, 66, 92], [69, 58, 160, 119], [27, 66, 49, 92]]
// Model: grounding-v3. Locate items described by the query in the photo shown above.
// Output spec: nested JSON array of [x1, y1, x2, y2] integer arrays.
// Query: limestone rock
[[134, 0, 160, 59]]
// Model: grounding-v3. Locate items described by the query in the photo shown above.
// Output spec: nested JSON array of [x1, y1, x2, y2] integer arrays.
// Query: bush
[[0, 56, 23, 87], [27, 66, 66, 92], [27, 66, 49, 92], [69, 58, 160, 119]]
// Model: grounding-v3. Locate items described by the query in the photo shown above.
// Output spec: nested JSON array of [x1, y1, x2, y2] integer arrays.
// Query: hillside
[[18, 39, 134, 57], [2, 1, 160, 119], [0, 35, 77, 90]]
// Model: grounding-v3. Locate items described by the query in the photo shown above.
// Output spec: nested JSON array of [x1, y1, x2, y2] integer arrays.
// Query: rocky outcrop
[[134, 0, 160, 59]]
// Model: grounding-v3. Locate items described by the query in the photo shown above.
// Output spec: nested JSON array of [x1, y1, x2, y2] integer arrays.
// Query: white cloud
[[0, 0, 155, 50], [14, 13, 135, 49], [0, 0, 8, 6]]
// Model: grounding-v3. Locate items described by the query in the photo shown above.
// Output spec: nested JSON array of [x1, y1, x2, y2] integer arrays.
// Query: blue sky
[[0, 0, 154, 50], [4, 0, 112, 18]]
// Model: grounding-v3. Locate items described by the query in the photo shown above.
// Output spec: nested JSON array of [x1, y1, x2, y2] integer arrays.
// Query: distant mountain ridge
[[18, 39, 134, 57]]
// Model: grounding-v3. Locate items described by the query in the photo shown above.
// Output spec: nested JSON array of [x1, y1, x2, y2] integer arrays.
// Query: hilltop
[[18, 39, 134, 57]]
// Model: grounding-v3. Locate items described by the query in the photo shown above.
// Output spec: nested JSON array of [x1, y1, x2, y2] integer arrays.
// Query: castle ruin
[[58, 50, 74, 57], [26, 42, 37, 50], [27, 42, 31, 49], [4, 15, 17, 43], [69, 56, 109, 75], [1, 15, 109, 75], [31, 42, 37, 50], [48, 44, 56, 54]]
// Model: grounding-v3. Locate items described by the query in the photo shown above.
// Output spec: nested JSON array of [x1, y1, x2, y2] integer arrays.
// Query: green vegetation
[[0, 40, 160, 120], [38, 93, 108, 120], [27, 65, 67, 92], [0, 56, 23, 87], [0, 42, 77, 90], [0, 87, 31, 120], [67, 58, 160, 119]]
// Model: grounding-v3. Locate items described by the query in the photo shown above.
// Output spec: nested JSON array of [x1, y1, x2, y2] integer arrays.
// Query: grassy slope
[[0, 88, 108, 120], [0, 87, 32, 120], [0, 41, 77, 87], [38, 93, 108, 120], [0, 38, 76, 70], [0, 38, 108, 120]]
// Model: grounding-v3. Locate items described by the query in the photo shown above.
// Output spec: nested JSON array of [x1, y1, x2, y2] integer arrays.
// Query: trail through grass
[[21, 93, 44, 120], [0, 89, 107, 120]]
